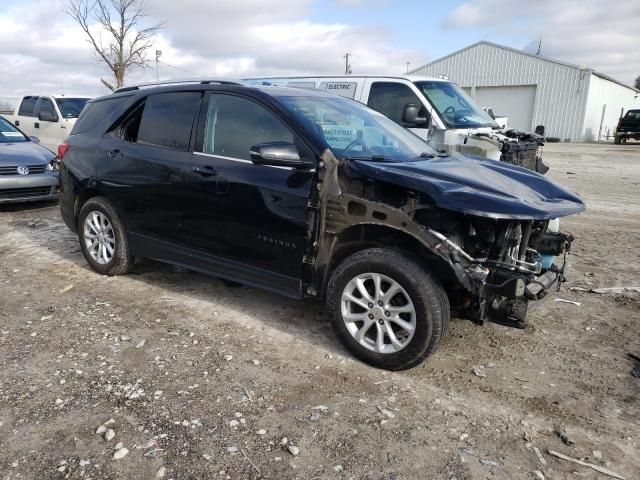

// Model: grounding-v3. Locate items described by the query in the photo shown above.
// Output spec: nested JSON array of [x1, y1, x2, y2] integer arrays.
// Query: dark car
[[0, 115, 59, 203], [615, 109, 640, 144], [58, 80, 585, 370]]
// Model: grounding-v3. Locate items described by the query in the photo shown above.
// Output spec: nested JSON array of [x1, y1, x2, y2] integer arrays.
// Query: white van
[[245, 75, 547, 173], [10, 95, 91, 153]]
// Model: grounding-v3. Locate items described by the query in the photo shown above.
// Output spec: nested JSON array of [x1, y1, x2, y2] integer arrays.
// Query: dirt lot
[[1, 142, 639, 480]]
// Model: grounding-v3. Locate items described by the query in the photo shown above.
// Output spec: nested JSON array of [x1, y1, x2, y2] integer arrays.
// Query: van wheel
[[78, 197, 132, 276], [327, 248, 449, 370]]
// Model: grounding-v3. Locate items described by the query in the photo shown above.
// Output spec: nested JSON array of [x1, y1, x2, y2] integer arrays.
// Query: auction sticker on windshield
[[1, 132, 23, 137]]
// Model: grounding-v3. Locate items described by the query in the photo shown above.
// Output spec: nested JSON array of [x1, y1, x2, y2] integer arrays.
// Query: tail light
[[57, 142, 70, 160]]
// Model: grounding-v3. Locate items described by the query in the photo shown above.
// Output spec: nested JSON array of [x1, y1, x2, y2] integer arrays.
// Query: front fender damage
[[308, 149, 487, 297]]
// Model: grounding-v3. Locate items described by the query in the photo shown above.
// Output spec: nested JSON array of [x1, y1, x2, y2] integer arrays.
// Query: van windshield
[[55, 98, 90, 118], [0, 116, 28, 143], [415, 81, 497, 129], [278, 95, 437, 162]]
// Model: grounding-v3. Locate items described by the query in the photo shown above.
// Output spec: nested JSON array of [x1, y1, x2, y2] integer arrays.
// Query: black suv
[[59, 80, 585, 370], [615, 109, 640, 144]]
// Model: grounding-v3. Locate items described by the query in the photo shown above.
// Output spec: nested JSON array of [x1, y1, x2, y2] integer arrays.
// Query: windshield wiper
[[421, 151, 450, 159], [344, 154, 391, 163]]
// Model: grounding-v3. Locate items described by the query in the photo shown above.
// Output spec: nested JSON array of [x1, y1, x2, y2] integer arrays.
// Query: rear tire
[[614, 135, 622, 144], [78, 196, 132, 276], [327, 248, 449, 370]]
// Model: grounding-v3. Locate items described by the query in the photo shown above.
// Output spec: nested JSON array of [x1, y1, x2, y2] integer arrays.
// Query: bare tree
[[65, 0, 162, 88]]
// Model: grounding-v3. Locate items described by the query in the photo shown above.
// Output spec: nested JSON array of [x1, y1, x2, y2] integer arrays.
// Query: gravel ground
[[1, 142, 639, 480]]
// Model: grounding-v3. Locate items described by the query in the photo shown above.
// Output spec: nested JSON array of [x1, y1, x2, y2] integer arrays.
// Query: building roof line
[[410, 41, 639, 92]]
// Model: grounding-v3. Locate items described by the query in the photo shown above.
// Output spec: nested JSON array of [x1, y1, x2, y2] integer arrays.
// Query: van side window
[[202, 95, 293, 160], [367, 82, 427, 127], [136, 92, 202, 151], [18, 96, 38, 117]]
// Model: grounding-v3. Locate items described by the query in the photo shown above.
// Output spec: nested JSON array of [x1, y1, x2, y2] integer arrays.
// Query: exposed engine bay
[[308, 148, 581, 328], [437, 127, 549, 174]]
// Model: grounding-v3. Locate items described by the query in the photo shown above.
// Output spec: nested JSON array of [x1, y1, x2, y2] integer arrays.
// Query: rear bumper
[[0, 173, 59, 204]]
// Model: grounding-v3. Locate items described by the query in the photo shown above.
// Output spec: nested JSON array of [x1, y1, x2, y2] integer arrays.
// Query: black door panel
[[97, 138, 192, 243], [183, 153, 312, 277]]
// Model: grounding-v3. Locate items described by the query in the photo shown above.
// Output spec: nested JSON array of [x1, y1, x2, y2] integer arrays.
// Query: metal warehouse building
[[410, 41, 640, 142]]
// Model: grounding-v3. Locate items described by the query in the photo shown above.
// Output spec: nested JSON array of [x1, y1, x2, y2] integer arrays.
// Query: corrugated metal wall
[[412, 43, 590, 141]]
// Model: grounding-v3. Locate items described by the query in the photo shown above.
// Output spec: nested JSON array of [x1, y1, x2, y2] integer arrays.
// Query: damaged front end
[[440, 128, 549, 174], [423, 217, 574, 327], [309, 150, 585, 328]]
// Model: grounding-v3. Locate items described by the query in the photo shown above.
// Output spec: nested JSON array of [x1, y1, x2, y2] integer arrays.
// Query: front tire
[[78, 196, 132, 275], [327, 248, 449, 370]]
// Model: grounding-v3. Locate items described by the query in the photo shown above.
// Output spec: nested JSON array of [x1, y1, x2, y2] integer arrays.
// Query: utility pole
[[344, 53, 352, 75], [406, 62, 410, 74], [155, 50, 162, 81]]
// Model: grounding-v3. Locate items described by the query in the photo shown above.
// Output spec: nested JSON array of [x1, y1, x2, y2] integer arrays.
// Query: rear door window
[[136, 92, 202, 151], [367, 82, 426, 126], [18, 96, 38, 117], [37, 98, 57, 118], [202, 94, 293, 160], [624, 110, 640, 120]]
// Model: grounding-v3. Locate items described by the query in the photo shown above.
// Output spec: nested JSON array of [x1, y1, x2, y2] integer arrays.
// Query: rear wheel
[[327, 248, 449, 370], [78, 197, 132, 275], [614, 135, 622, 144]]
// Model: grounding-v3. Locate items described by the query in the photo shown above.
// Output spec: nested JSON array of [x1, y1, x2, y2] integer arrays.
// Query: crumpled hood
[[0, 141, 55, 166], [348, 154, 586, 220]]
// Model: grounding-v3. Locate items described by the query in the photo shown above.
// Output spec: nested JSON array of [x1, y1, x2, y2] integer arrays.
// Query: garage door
[[472, 85, 537, 132]]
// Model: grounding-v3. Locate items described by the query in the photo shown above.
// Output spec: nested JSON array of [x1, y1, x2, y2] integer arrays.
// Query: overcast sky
[[0, 0, 638, 99]]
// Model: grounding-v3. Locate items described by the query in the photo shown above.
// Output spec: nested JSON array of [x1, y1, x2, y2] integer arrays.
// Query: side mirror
[[38, 111, 58, 122], [403, 104, 428, 127], [250, 142, 306, 169]]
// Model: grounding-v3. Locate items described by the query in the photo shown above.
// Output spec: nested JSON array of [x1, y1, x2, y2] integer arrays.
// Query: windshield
[[278, 95, 437, 162], [415, 81, 497, 129], [55, 98, 89, 119], [0, 116, 28, 143]]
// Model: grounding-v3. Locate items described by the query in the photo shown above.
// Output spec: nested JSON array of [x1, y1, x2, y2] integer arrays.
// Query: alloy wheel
[[340, 272, 416, 354], [83, 211, 116, 265]]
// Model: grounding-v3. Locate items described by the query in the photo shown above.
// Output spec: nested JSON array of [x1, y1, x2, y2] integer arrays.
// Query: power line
[[157, 60, 200, 77]]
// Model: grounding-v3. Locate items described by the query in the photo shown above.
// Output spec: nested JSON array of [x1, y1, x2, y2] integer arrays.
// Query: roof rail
[[114, 78, 244, 93]]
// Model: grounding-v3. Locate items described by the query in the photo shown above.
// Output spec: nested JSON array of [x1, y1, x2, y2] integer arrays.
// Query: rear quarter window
[[71, 96, 132, 135], [624, 110, 640, 119]]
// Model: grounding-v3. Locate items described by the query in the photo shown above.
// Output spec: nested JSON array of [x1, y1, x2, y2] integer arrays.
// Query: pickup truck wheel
[[78, 197, 132, 276], [327, 248, 449, 370], [614, 135, 622, 144]]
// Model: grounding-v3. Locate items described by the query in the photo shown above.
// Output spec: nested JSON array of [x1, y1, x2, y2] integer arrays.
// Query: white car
[[10, 95, 90, 153]]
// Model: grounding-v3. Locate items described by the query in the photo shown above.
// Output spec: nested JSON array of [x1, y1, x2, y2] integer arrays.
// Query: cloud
[[0, 0, 426, 101], [443, 0, 640, 85]]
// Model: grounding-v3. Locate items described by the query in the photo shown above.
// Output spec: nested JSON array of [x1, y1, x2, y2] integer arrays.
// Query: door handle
[[192, 165, 218, 177], [106, 149, 120, 157], [34, 122, 39, 129]]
